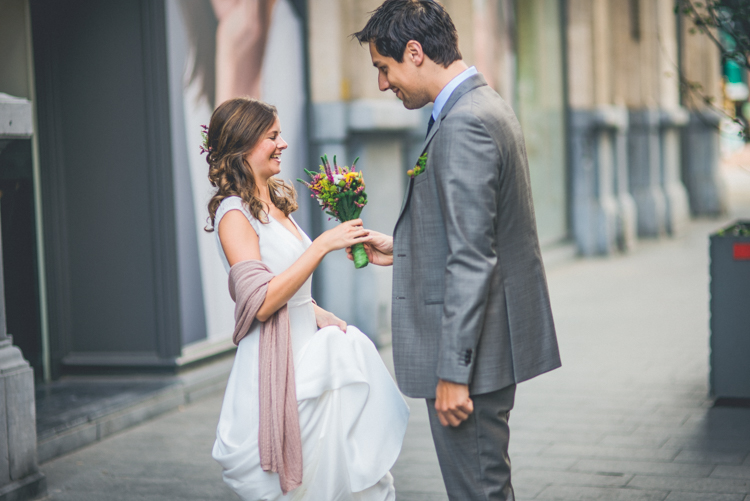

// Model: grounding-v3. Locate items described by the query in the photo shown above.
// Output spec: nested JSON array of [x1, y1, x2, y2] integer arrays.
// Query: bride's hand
[[346, 229, 394, 266], [315, 219, 370, 253], [313, 304, 347, 332]]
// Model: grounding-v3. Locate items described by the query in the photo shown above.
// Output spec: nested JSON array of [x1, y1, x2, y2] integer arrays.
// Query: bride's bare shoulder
[[218, 210, 260, 265]]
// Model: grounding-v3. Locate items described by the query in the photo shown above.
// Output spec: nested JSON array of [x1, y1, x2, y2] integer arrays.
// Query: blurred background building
[[0, 0, 739, 497]]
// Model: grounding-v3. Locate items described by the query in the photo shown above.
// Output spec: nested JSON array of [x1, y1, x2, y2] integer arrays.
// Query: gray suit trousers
[[426, 385, 516, 501]]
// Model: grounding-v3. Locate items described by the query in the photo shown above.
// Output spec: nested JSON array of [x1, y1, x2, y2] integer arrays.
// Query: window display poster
[[166, 0, 308, 344]]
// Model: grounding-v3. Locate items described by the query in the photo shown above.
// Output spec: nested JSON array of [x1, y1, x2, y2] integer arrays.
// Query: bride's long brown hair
[[204, 97, 298, 232]]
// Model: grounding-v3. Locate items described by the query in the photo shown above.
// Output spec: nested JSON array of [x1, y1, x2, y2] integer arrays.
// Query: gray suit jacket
[[391, 73, 561, 399]]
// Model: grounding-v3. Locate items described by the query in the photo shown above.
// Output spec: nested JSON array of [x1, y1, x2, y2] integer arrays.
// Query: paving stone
[[712, 466, 750, 480], [513, 420, 639, 435], [535, 485, 669, 500], [628, 475, 750, 494], [513, 468, 634, 488], [511, 455, 578, 471], [38, 423, 100, 464], [394, 493, 449, 501], [674, 450, 748, 465], [510, 442, 555, 455], [391, 393, 447, 498], [513, 480, 547, 500], [598, 434, 671, 448], [663, 493, 745, 501], [542, 444, 681, 462], [663, 438, 750, 451], [41, 393, 237, 500], [392, 471, 449, 494], [571, 459, 715, 478]]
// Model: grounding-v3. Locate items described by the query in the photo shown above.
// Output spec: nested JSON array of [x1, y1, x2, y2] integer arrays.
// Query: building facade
[[0, 4, 726, 496], [0, 0, 725, 380]]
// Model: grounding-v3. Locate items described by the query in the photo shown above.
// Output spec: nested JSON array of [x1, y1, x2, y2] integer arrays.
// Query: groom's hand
[[346, 229, 394, 266], [435, 379, 473, 427]]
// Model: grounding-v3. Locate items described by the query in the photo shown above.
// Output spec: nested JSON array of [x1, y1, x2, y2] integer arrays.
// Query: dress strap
[[215, 196, 261, 235]]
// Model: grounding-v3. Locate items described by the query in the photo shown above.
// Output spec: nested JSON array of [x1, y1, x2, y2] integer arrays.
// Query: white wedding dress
[[211, 196, 410, 501]]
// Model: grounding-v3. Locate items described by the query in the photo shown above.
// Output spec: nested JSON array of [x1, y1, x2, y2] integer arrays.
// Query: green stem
[[351, 243, 369, 269]]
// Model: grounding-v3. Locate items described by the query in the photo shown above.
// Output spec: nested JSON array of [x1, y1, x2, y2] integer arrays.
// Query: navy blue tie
[[426, 115, 435, 139]]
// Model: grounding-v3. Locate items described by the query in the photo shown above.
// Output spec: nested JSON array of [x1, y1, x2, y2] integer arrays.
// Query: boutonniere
[[407, 153, 427, 178]]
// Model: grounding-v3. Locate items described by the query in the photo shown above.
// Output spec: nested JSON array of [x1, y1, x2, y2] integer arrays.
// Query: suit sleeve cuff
[[436, 348, 475, 385]]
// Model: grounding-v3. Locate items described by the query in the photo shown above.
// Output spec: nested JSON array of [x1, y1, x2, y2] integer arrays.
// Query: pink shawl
[[228, 260, 302, 494]]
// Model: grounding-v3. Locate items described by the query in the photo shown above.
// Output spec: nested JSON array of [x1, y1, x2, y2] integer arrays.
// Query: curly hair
[[204, 98, 298, 232]]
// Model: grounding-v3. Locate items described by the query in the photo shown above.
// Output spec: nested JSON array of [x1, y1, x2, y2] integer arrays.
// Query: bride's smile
[[245, 116, 287, 177]]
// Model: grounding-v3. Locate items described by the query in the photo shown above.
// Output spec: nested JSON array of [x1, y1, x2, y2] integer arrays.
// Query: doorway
[[0, 138, 43, 381]]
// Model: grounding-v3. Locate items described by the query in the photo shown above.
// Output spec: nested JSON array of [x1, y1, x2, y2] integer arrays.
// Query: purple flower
[[324, 157, 334, 183]]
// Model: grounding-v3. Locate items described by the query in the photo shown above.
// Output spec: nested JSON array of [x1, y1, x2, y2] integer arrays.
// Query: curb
[[37, 357, 233, 464]]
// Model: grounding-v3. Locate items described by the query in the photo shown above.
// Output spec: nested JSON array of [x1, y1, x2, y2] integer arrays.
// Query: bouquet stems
[[298, 154, 369, 270], [351, 243, 369, 269]]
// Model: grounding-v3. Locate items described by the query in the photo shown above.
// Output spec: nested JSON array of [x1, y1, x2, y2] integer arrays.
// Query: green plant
[[677, 0, 750, 138], [716, 221, 750, 237]]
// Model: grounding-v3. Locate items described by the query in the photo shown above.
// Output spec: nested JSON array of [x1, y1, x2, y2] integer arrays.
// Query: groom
[[351, 1, 561, 499]]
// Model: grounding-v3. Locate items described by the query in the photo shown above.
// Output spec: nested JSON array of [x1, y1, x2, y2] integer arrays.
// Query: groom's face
[[369, 43, 430, 110]]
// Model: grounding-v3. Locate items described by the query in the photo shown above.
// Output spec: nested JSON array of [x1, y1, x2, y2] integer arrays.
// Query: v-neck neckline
[[268, 213, 304, 242]]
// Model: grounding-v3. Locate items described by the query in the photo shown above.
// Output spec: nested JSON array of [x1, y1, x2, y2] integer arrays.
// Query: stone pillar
[[570, 106, 635, 255], [613, 115, 638, 252], [680, 7, 726, 216], [682, 108, 726, 216], [309, 99, 421, 341], [656, 0, 691, 236], [567, 0, 637, 255], [0, 94, 46, 501], [628, 109, 667, 237], [659, 108, 691, 235], [308, 102, 354, 317]]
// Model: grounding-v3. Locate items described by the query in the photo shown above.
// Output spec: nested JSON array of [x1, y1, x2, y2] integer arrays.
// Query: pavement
[[38, 163, 750, 501]]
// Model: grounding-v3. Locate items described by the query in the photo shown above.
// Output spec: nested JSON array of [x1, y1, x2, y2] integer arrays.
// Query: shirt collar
[[431, 66, 478, 121]]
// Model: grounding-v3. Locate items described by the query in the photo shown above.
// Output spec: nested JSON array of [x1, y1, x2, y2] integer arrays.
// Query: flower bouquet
[[298, 155, 369, 269]]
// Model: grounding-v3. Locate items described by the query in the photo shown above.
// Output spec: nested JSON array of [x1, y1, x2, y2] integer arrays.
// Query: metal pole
[[25, 0, 52, 381]]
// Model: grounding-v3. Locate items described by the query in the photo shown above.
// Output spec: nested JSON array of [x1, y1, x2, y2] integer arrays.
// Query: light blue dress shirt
[[431, 66, 478, 121]]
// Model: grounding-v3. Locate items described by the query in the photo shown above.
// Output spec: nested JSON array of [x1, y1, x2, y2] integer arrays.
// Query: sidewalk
[[39, 172, 750, 500]]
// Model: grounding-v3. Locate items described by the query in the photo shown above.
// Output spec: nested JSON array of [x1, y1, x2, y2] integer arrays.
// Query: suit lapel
[[394, 74, 489, 234]]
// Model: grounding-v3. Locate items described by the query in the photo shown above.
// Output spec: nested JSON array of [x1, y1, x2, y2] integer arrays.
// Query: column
[[567, 0, 636, 254], [657, 0, 691, 235], [680, 5, 727, 216], [628, 108, 668, 237], [0, 94, 46, 501]]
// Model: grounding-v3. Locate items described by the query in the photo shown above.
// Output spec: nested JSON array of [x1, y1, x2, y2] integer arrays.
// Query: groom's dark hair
[[353, 0, 462, 68]]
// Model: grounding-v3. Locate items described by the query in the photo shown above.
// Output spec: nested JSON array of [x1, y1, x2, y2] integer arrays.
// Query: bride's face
[[245, 117, 287, 181]]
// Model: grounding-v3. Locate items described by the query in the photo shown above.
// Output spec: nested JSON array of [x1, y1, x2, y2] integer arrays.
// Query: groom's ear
[[404, 40, 425, 67]]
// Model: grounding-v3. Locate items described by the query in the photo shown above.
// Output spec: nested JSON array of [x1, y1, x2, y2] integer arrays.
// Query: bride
[[205, 97, 409, 500]]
